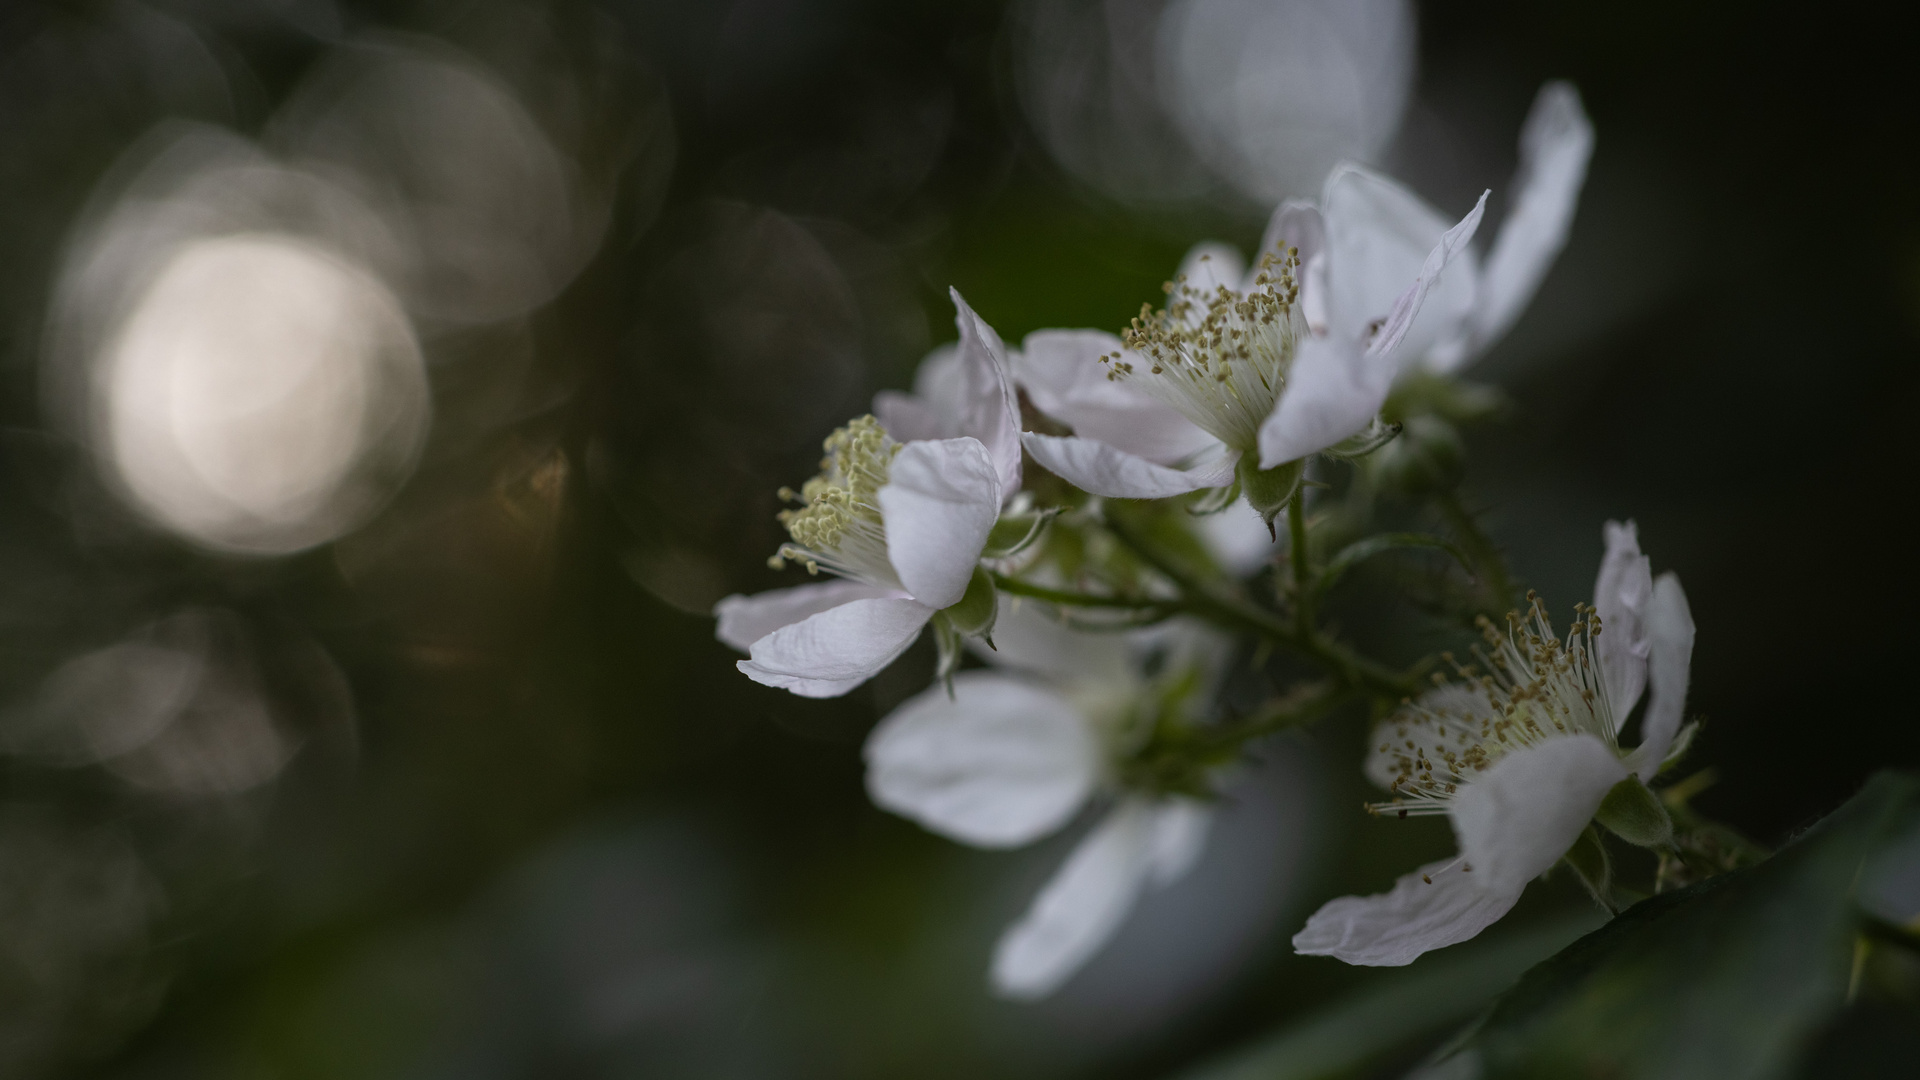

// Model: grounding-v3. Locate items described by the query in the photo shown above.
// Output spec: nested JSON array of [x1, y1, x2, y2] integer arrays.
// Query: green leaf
[[1173, 913, 1604, 1080], [1437, 771, 1920, 1080]]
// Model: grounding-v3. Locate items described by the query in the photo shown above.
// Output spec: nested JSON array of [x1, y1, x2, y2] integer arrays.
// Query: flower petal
[[864, 672, 1099, 848], [1593, 519, 1653, 731], [1195, 502, 1284, 576], [1369, 189, 1488, 361], [1292, 858, 1522, 967], [1015, 330, 1218, 465], [738, 597, 934, 697], [991, 798, 1208, 999], [1021, 432, 1237, 499], [1176, 241, 1246, 315], [1255, 201, 1329, 332], [1626, 573, 1695, 780], [877, 437, 1001, 610], [1465, 81, 1594, 362], [1257, 333, 1383, 466], [713, 580, 909, 653], [1450, 734, 1629, 897], [976, 595, 1134, 683], [873, 343, 964, 442], [1321, 164, 1480, 355], [949, 288, 1025, 501]]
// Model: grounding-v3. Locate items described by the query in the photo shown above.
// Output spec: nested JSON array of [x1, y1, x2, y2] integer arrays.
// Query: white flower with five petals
[[712, 291, 1020, 698], [863, 601, 1222, 998], [1292, 521, 1693, 966], [1015, 189, 1486, 519]]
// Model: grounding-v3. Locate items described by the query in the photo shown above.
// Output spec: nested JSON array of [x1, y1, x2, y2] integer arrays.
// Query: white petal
[[1450, 734, 1629, 897], [1368, 190, 1488, 361], [948, 289, 1025, 501], [1292, 858, 1522, 967], [1195, 502, 1283, 576], [1593, 519, 1653, 730], [1321, 164, 1479, 355], [1467, 82, 1594, 360], [864, 672, 1099, 848], [976, 595, 1134, 683], [1626, 573, 1695, 780], [1021, 432, 1237, 499], [738, 597, 934, 697], [1257, 333, 1384, 466], [1254, 201, 1329, 332], [877, 437, 1000, 610], [1144, 798, 1213, 885], [1177, 241, 1246, 308], [713, 580, 907, 653], [1015, 330, 1218, 465], [991, 799, 1203, 999]]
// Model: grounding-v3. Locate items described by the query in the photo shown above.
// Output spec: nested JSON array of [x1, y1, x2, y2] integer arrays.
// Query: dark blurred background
[[0, 1, 1915, 1077]]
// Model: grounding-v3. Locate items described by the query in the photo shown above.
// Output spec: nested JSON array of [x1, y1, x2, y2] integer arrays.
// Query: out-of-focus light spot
[[1011, 0, 1217, 205], [8, 609, 307, 795], [98, 233, 427, 555], [0, 810, 165, 1075], [274, 42, 598, 327], [1161, 0, 1415, 203]]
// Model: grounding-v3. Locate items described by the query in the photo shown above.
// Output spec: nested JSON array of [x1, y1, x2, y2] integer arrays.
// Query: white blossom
[[1016, 191, 1486, 505], [712, 291, 1020, 698], [863, 601, 1223, 998], [1293, 521, 1694, 966]]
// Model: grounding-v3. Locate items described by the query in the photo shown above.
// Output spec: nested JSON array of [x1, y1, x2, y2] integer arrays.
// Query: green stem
[[1101, 514, 1415, 699], [1201, 682, 1349, 750], [1435, 489, 1514, 613], [1287, 494, 1313, 632]]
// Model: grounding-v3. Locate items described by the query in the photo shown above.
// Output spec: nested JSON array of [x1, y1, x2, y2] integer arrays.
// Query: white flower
[[863, 601, 1221, 998], [712, 291, 1020, 698], [1291, 82, 1593, 378], [1292, 521, 1694, 966], [1015, 194, 1485, 513]]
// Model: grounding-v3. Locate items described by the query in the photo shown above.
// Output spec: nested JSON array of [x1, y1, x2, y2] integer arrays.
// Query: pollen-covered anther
[[767, 415, 901, 586]]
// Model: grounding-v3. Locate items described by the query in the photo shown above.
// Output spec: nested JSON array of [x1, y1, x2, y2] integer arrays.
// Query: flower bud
[[1596, 776, 1674, 848], [942, 565, 998, 640], [1237, 456, 1305, 533]]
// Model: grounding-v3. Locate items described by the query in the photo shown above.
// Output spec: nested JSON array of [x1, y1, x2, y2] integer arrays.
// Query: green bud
[[1369, 414, 1465, 494], [941, 565, 998, 640], [1596, 776, 1674, 848], [1237, 456, 1305, 533]]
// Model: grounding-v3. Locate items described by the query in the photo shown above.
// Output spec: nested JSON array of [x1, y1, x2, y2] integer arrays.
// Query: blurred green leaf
[[1175, 912, 1603, 1080], [1438, 770, 1920, 1080]]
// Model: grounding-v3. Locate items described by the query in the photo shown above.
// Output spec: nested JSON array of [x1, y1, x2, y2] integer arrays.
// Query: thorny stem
[[1435, 488, 1514, 613], [1100, 513, 1416, 699], [1200, 681, 1348, 751]]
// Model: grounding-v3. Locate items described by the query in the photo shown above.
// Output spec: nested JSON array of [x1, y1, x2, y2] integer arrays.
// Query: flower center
[[770, 415, 900, 585], [1369, 592, 1619, 817], [1106, 251, 1304, 453]]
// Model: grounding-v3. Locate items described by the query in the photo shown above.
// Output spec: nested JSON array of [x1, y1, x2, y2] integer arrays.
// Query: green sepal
[[930, 613, 963, 696], [1320, 416, 1403, 460], [1562, 825, 1615, 910], [1185, 476, 1242, 515], [982, 508, 1058, 559], [940, 565, 998, 640], [1596, 775, 1675, 848], [1236, 455, 1305, 532]]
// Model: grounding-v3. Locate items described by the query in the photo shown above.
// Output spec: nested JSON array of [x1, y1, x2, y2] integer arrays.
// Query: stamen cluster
[[1104, 250, 1305, 452], [1370, 593, 1616, 817], [771, 415, 898, 582]]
